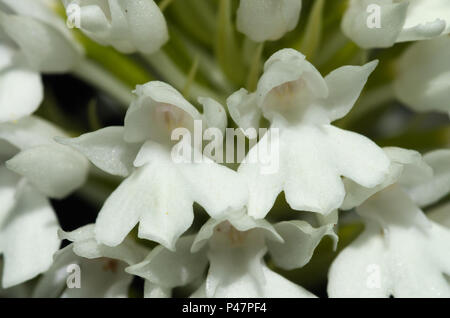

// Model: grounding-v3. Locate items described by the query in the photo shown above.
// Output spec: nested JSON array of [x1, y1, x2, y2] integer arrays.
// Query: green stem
[[183, 55, 200, 99], [179, 31, 234, 93], [144, 51, 223, 102], [246, 42, 264, 92], [166, 0, 213, 46], [315, 31, 348, 67], [74, 31, 154, 87], [72, 59, 134, 108], [295, 0, 325, 60], [87, 99, 102, 130], [215, 0, 246, 85]]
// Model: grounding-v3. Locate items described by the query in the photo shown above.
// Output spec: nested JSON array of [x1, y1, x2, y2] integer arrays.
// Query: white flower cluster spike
[[0, 0, 449, 299]]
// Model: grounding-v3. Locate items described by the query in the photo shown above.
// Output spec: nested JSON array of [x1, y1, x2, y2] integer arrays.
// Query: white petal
[[0, 43, 15, 71], [0, 66, 43, 122], [192, 212, 282, 253], [357, 185, 430, 241], [267, 220, 337, 270], [398, 0, 450, 42], [137, 140, 249, 223], [117, 0, 168, 54], [59, 224, 148, 265], [58, 248, 133, 298], [198, 97, 227, 133], [95, 158, 193, 250], [176, 155, 249, 220], [227, 88, 261, 135], [238, 130, 284, 219], [394, 36, 450, 116], [126, 235, 208, 289], [241, 124, 390, 217], [0, 12, 80, 72], [236, 0, 302, 42], [2, 0, 81, 48], [194, 265, 315, 298], [56, 126, 140, 177], [342, 0, 408, 48], [205, 228, 314, 298], [323, 125, 390, 188], [320, 60, 378, 121], [0, 115, 66, 150], [0, 265, 33, 297], [0, 165, 20, 225], [6, 144, 89, 199], [31, 245, 80, 298], [386, 221, 450, 297], [341, 147, 424, 210], [259, 266, 316, 298], [328, 222, 389, 297], [0, 186, 60, 288], [331, 186, 450, 297], [33, 241, 134, 298], [403, 149, 450, 207]]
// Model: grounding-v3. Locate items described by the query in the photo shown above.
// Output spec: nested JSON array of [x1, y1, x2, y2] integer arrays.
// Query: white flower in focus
[[394, 36, 450, 117], [228, 49, 390, 218], [0, 116, 89, 289], [62, 0, 169, 54], [126, 209, 336, 298], [328, 148, 450, 298], [32, 224, 149, 298], [0, 0, 82, 122], [342, 0, 450, 48], [58, 81, 248, 250], [236, 0, 302, 42]]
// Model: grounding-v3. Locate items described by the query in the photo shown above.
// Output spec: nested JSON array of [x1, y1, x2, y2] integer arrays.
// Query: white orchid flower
[[236, 0, 302, 42], [0, 0, 82, 122], [394, 36, 450, 117], [0, 116, 89, 289], [31, 224, 149, 298], [228, 48, 390, 219], [328, 148, 450, 298], [58, 81, 248, 250], [126, 208, 337, 298], [62, 0, 168, 54], [342, 0, 450, 48]]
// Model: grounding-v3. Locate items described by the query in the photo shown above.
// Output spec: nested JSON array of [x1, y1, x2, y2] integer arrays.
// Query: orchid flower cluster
[[0, 0, 449, 298]]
